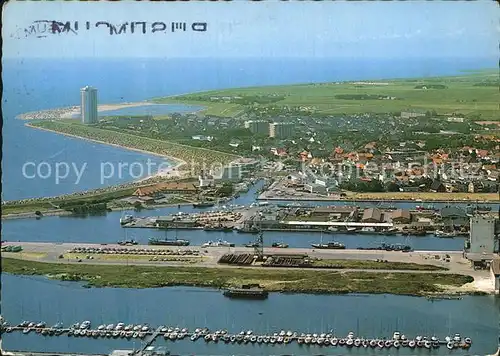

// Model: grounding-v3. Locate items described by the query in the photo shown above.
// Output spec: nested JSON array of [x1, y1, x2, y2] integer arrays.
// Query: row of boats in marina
[[2, 321, 473, 351], [118, 238, 412, 251]]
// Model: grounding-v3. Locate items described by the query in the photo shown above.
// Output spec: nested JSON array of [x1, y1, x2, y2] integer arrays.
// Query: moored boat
[[271, 242, 289, 248], [223, 285, 268, 299], [311, 241, 345, 249], [148, 237, 190, 246]]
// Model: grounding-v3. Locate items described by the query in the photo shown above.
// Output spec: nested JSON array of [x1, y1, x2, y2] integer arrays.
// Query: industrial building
[[244, 120, 269, 135], [269, 122, 294, 139], [469, 216, 496, 254], [491, 258, 500, 295], [81, 86, 98, 124]]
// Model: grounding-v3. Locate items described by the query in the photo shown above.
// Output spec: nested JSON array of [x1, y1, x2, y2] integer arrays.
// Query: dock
[[1, 320, 473, 351], [135, 327, 163, 356]]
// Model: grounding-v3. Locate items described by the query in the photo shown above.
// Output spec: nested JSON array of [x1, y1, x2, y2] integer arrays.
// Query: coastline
[[2, 257, 478, 296], [17, 101, 154, 120], [257, 195, 500, 204], [25, 123, 187, 177]]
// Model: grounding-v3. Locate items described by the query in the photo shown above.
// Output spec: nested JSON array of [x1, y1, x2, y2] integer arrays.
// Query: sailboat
[[311, 231, 345, 249], [149, 226, 189, 246]]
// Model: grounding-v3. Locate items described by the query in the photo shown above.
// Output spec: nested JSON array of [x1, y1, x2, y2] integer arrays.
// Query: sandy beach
[[17, 101, 155, 120], [25, 123, 188, 181]]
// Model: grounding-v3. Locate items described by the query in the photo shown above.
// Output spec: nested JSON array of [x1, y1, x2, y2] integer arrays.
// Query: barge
[[223, 285, 269, 300]]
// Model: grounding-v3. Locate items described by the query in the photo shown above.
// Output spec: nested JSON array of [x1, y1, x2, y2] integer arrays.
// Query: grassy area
[[3, 252, 47, 259], [311, 259, 446, 271], [2, 187, 137, 216], [344, 191, 499, 202], [63, 253, 205, 263], [150, 98, 244, 117], [28, 121, 240, 171], [2, 258, 472, 296], [152, 71, 499, 119]]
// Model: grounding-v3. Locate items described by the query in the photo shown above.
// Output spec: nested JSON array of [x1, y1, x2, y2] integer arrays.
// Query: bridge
[[134, 326, 163, 356]]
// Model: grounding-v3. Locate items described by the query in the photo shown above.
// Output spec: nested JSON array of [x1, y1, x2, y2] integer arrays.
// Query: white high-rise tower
[[80, 86, 98, 124]]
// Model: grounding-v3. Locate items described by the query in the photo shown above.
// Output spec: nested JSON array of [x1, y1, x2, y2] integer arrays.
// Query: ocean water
[[2, 274, 499, 355], [2, 57, 497, 200], [2, 57, 499, 355]]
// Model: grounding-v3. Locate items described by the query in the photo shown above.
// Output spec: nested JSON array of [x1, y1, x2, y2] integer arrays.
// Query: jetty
[[135, 326, 163, 356]]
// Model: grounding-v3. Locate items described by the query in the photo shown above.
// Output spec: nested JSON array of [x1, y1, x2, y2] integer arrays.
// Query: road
[[3, 241, 495, 293], [1, 241, 472, 273]]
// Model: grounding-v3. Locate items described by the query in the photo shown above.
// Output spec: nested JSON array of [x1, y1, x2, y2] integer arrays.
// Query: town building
[[469, 216, 496, 254], [244, 120, 269, 135], [309, 206, 358, 221], [361, 208, 382, 223], [211, 165, 243, 182], [231, 158, 260, 177], [491, 258, 500, 295], [198, 171, 215, 188], [269, 122, 294, 139], [80, 86, 98, 124], [440, 206, 469, 228], [400, 110, 426, 119], [391, 209, 411, 224]]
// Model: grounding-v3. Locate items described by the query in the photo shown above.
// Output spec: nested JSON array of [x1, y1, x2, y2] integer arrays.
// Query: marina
[[1, 320, 474, 351]]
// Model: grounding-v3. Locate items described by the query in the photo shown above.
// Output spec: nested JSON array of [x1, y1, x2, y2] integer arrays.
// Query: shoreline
[[2, 257, 480, 296], [257, 196, 500, 204], [17, 101, 207, 121], [17, 101, 154, 120], [25, 123, 187, 175]]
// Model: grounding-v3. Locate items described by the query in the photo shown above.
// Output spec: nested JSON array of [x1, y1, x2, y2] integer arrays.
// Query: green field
[[28, 121, 240, 170], [152, 71, 499, 119], [2, 258, 472, 296]]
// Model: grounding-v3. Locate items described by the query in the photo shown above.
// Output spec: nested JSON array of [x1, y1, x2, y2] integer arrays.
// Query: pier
[[136, 326, 163, 356]]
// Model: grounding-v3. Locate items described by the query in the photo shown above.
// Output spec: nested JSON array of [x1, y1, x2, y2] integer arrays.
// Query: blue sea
[[2, 56, 497, 200], [2, 57, 500, 355]]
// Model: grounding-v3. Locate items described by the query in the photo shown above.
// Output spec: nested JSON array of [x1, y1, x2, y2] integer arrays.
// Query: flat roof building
[[81, 86, 98, 124], [269, 122, 294, 139], [244, 120, 269, 135]]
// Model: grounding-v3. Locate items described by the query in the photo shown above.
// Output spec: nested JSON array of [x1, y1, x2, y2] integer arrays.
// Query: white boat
[[120, 214, 134, 225], [393, 331, 401, 340], [202, 239, 235, 248]]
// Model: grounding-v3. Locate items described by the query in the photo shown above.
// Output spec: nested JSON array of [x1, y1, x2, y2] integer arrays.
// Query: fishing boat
[[271, 242, 288, 248], [236, 226, 260, 234], [202, 240, 235, 248], [311, 241, 345, 249], [312, 231, 345, 249], [148, 237, 190, 246]]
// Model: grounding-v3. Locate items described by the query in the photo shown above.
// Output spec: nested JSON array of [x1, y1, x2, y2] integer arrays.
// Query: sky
[[2, 0, 499, 59]]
